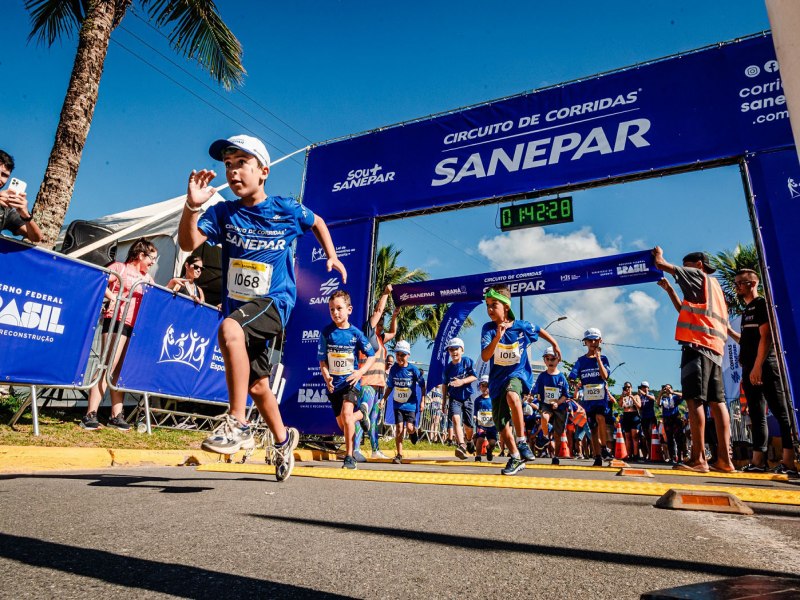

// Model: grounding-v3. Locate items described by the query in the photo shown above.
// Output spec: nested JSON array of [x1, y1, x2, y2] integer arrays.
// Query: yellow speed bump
[[196, 463, 800, 506]]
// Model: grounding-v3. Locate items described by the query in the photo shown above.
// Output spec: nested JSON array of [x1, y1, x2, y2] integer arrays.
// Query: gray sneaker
[[342, 456, 357, 470], [80, 411, 101, 430], [201, 415, 255, 455], [274, 427, 299, 482], [353, 449, 368, 463], [106, 413, 131, 431], [358, 402, 371, 432]]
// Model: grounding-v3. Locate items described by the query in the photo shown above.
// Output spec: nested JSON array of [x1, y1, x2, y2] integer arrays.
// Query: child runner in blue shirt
[[318, 290, 376, 470], [473, 375, 498, 462], [179, 134, 346, 482], [534, 346, 571, 466], [481, 284, 561, 476], [384, 340, 426, 464], [441, 337, 478, 460], [568, 328, 612, 467]]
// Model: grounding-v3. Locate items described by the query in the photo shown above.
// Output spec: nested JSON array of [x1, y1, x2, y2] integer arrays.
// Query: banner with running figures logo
[[280, 218, 374, 434], [116, 284, 240, 404], [391, 250, 661, 307], [304, 34, 791, 224], [0, 238, 108, 386]]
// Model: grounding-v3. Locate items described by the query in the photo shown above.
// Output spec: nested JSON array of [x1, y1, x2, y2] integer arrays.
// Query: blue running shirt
[[480, 320, 540, 400], [197, 196, 316, 325], [317, 323, 374, 393], [534, 371, 570, 411], [569, 355, 611, 403], [443, 356, 477, 402], [474, 396, 494, 428], [386, 363, 424, 412], [659, 394, 683, 417]]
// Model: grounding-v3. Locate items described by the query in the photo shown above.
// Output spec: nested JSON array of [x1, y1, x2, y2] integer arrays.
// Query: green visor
[[484, 288, 516, 321]]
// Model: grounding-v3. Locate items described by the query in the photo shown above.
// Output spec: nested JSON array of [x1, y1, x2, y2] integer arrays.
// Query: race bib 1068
[[494, 341, 521, 367], [328, 351, 354, 377], [228, 258, 272, 302]]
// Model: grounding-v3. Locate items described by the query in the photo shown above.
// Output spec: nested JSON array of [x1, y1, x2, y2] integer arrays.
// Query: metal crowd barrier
[[0, 236, 125, 436]]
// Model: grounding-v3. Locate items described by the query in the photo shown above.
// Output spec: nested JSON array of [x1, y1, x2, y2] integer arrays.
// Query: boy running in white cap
[[481, 284, 561, 475], [441, 337, 478, 459], [384, 340, 426, 463], [179, 134, 346, 482]]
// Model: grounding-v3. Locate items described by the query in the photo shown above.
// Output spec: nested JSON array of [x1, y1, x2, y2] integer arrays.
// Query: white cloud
[[629, 238, 649, 250], [477, 226, 660, 344]]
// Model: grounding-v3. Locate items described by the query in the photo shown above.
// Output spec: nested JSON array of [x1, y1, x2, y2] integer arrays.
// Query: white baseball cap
[[446, 337, 464, 349], [639, 381, 650, 389], [395, 340, 411, 355], [542, 346, 557, 357], [583, 327, 602, 340], [209, 134, 271, 168], [479, 374, 489, 384]]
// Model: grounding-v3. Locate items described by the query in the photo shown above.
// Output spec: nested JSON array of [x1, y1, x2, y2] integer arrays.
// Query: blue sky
[[2, 1, 770, 389]]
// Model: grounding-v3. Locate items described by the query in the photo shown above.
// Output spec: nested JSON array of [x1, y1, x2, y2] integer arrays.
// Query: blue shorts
[[476, 426, 498, 441], [394, 408, 416, 424], [621, 412, 641, 433], [575, 423, 591, 440], [448, 398, 474, 428], [584, 401, 610, 427]]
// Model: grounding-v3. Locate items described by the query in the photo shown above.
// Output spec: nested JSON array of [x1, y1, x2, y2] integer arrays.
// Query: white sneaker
[[274, 427, 299, 482], [201, 415, 255, 455], [371, 450, 388, 459]]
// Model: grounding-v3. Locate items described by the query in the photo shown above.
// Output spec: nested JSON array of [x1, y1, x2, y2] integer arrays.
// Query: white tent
[[59, 188, 227, 288]]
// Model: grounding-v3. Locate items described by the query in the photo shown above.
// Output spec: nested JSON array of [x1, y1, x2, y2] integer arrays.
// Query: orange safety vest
[[675, 272, 728, 356], [359, 333, 386, 387]]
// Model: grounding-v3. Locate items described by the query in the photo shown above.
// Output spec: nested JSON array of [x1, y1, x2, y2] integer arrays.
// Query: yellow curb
[[0, 446, 112, 472]]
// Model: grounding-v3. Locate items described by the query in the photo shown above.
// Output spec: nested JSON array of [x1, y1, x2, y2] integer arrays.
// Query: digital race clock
[[499, 197, 574, 231]]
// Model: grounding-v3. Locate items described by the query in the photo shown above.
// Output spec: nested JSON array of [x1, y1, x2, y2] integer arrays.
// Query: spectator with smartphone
[[0, 150, 42, 243]]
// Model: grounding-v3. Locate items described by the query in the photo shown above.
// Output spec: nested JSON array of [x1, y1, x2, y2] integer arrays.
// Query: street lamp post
[[543, 316, 567, 330], [609, 362, 627, 376]]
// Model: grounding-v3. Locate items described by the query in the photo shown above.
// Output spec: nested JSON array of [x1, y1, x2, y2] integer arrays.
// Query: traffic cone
[[649, 424, 662, 462], [614, 421, 628, 460], [558, 428, 572, 458]]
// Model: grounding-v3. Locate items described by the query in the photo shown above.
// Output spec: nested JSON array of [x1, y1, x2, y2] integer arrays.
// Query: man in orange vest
[[653, 247, 736, 473]]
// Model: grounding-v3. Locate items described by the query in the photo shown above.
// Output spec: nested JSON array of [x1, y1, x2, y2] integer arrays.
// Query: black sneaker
[[593, 455, 603, 467], [409, 431, 419, 445], [466, 441, 476, 455], [742, 463, 767, 473], [80, 411, 101, 430], [455, 444, 467, 460], [487, 447, 494, 462], [501, 456, 525, 476], [342, 456, 357, 470], [518, 441, 536, 462], [551, 457, 560, 466], [393, 455, 403, 464], [601, 447, 613, 460], [358, 402, 371, 433], [772, 463, 800, 477], [475, 455, 482, 462], [107, 413, 131, 431]]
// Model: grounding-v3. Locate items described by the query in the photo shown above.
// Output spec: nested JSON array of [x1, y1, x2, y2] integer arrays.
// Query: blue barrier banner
[[116, 285, 237, 404], [391, 250, 661, 307], [0, 239, 108, 386], [305, 35, 791, 224], [746, 149, 800, 415], [280, 219, 374, 434], [426, 301, 482, 390]]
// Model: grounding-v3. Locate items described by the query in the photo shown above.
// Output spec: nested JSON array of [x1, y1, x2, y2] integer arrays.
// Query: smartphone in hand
[[8, 178, 27, 194]]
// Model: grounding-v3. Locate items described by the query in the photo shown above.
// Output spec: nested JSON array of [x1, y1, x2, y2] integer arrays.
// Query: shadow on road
[[252, 514, 800, 580], [0, 472, 265, 493], [0, 533, 353, 599]]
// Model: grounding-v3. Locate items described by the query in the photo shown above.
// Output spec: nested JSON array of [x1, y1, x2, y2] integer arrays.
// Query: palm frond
[[141, 0, 244, 89], [26, 0, 87, 45], [710, 243, 761, 316]]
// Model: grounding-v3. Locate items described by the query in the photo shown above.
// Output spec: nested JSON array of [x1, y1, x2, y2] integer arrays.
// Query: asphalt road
[[1, 460, 799, 599]]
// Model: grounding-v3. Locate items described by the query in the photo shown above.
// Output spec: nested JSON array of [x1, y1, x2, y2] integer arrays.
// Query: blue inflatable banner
[[391, 250, 661, 307], [746, 149, 800, 415], [0, 239, 108, 386], [280, 219, 375, 434], [305, 34, 792, 224], [426, 301, 482, 390], [116, 285, 236, 404]]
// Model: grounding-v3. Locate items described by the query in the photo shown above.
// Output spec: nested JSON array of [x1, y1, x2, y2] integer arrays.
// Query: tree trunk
[[32, 0, 118, 248]]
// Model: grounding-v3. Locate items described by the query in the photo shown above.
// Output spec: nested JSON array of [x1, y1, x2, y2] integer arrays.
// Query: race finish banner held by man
[[303, 35, 791, 223], [115, 284, 241, 404], [0, 237, 108, 386]]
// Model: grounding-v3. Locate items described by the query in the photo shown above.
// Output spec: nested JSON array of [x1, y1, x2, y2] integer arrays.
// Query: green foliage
[[711, 243, 761, 316]]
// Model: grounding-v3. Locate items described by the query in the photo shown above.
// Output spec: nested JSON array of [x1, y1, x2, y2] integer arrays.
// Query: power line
[[129, 11, 314, 144], [551, 334, 680, 352]]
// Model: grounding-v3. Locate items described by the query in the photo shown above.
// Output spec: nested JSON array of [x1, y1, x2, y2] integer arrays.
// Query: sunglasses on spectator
[[733, 280, 755, 287], [190, 264, 203, 271]]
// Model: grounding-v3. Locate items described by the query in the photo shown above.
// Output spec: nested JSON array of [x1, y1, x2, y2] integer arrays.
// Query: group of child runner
[[175, 132, 698, 481]]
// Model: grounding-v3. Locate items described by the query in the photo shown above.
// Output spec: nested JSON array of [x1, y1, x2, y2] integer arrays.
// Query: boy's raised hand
[[187, 169, 217, 208], [327, 256, 348, 283]]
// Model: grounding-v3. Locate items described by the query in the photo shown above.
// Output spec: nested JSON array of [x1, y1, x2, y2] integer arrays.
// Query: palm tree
[[26, 0, 245, 247], [372, 244, 430, 345], [711, 243, 761, 315]]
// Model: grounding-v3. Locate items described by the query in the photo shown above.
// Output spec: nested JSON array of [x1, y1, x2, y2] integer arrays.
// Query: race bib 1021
[[328, 351, 354, 377]]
